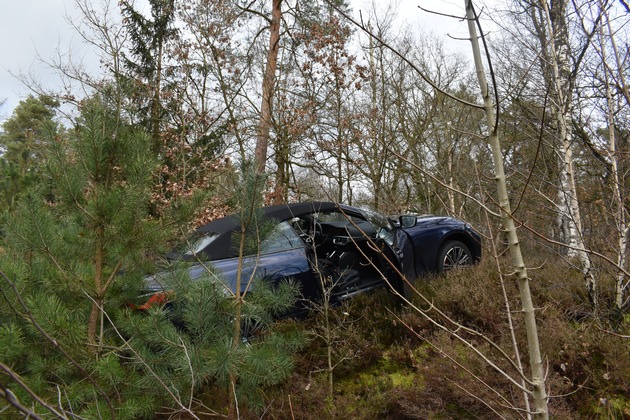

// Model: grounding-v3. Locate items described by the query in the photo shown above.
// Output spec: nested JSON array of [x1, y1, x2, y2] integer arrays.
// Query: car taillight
[[132, 291, 172, 310]]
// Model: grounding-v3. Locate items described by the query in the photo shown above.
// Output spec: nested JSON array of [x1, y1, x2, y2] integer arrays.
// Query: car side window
[[315, 211, 362, 223], [261, 221, 304, 254]]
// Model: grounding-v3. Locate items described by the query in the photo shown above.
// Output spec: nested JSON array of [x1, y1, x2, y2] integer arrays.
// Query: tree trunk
[[465, 2, 549, 417], [274, 131, 289, 204], [537, 0, 597, 307], [254, 0, 282, 174], [150, 39, 163, 154], [598, 12, 628, 309], [228, 220, 247, 419], [447, 140, 456, 215], [87, 226, 105, 351]]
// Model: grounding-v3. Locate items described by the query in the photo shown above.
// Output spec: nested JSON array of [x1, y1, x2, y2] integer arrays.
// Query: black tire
[[436, 240, 472, 273]]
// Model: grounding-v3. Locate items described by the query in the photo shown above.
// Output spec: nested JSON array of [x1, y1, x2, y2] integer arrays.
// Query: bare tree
[[465, 1, 548, 417], [517, 0, 598, 306], [579, 0, 630, 309], [322, 0, 551, 417]]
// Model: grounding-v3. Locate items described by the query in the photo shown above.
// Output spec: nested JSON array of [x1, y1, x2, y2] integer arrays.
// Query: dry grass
[[258, 256, 629, 419]]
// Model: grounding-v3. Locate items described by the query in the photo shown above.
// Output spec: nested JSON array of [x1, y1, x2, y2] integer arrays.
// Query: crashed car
[[142, 202, 481, 310]]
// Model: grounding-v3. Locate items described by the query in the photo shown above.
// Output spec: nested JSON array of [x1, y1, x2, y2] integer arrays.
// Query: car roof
[[188, 201, 354, 261], [197, 201, 342, 234]]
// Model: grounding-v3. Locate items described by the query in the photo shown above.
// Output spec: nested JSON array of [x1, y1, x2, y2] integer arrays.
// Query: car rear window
[[177, 231, 220, 257]]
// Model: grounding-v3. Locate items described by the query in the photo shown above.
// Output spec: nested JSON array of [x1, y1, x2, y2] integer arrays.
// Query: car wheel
[[436, 240, 472, 272]]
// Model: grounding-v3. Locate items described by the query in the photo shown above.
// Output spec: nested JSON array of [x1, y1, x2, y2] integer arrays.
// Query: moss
[[609, 397, 630, 417], [411, 344, 431, 364], [336, 350, 424, 397], [264, 258, 630, 419], [389, 371, 415, 388], [589, 396, 630, 418]]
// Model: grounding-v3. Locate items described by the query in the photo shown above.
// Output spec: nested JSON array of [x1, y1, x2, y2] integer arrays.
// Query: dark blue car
[[144, 202, 481, 309]]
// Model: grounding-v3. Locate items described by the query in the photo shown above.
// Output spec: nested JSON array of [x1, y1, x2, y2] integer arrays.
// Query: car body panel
[[403, 216, 482, 275], [149, 202, 481, 307]]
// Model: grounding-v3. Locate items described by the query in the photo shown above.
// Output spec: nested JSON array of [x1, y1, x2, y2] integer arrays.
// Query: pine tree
[[120, 0, 176, 152], [0, 93, 184, 418], [0, 95, 60, 212], [118, 163, 304, 417]]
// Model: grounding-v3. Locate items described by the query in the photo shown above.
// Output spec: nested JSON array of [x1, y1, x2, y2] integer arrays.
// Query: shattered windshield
[[358, 207, 395, 245], [358, 207, 392, 231]]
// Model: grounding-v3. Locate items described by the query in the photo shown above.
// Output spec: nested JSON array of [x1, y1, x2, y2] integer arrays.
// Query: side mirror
[[399, 215, 417, 229]]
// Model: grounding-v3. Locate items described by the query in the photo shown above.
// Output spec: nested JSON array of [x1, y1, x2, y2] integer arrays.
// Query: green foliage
[[116, 266, 303, 413], [0, 94, 179, 417], [229, 160, 272, 255], [0, 95, 60, 212], [120, 0, 176, 80], [0, 322, 26, 363], [113, 163, 305, 415], [119, 0, 176, 152]]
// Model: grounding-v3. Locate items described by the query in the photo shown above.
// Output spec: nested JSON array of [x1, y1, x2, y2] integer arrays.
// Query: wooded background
[[0, 0, 628, 418]]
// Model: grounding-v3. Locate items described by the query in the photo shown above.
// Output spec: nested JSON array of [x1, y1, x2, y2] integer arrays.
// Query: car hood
[[408, 216, 459, 228]]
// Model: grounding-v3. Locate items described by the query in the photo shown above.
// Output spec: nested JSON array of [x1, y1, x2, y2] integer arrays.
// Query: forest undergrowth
[[256, 253, 630, 419]]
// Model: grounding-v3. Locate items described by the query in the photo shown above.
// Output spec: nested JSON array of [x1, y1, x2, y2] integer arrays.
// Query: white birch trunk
[[615, 220, 629, 309], [598, 11, 628, 309], [605, 74, 628, 311], [539, 0, 597, 307], [447, 139, 456, 215], [465, 2, 549, 417]]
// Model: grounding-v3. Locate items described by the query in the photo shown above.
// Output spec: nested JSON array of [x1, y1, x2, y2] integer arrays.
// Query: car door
[[391, 228, 417, 297], [366, 226, 415, 297], [196, 221, 316, 313]]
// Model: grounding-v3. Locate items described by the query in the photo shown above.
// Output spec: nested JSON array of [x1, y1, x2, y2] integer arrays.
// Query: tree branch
[[324, 0, 484, 110]]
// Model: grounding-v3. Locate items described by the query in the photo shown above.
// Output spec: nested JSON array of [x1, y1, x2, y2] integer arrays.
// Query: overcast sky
[[0, 0, 92, 119], [0, 0, 476, 123]]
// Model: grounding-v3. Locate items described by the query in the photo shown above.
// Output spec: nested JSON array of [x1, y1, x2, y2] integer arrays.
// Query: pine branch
[[0, 269, 116, 419], [0, 373, 57, 420]]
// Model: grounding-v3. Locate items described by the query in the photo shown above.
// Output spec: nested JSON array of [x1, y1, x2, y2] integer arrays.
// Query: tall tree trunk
[[228, 219, 248, 419], [607, 89, 629, 309], [336, 138, 344, 203], [447, 140, 456, 215], [598, 6, 628, 309], [465, 2, 549, 417], [151, 39, 163, 154], [273, 131, 289, 203], [538, 0, 597, 307], [255, 0, 282, 174]]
